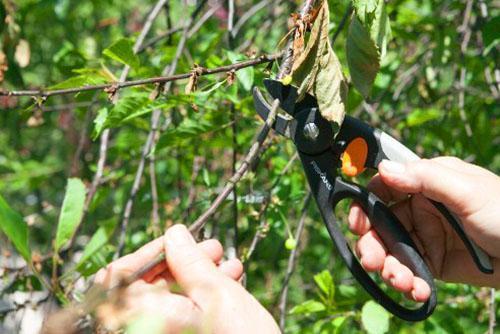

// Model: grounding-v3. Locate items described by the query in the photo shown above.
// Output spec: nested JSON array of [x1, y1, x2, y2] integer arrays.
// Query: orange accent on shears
[[341, 137, 368, 177]]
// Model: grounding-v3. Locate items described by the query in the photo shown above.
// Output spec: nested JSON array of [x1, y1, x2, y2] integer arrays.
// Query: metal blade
[[252, 87, 296, 138], [263, 79, 318, 116]]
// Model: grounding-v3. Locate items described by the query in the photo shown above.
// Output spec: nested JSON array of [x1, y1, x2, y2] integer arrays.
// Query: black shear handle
[[302, 155, 437, 321]]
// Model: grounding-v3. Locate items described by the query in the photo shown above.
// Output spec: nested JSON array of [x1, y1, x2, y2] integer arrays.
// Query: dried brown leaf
[[290, 0, 347, 126]]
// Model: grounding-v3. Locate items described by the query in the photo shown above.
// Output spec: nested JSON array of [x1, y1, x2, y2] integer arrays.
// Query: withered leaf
[[290, 0, 347, 127]]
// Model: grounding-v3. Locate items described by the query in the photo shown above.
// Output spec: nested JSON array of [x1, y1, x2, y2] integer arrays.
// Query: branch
[[277, 0, 316, 78], [0, 55, 281, 98], [116, 0, 210, 257], [189, 99, 280, 236], [488, 288, 497, 334], [81, 0, 169, 224], [245, 152, 299, 260], [278, 193, 311, 331]]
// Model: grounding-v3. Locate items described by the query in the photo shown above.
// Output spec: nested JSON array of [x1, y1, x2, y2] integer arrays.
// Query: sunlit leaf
[[103, 38, 140, 69], [314, 270, 335, 299], [406, 108, 441, 127], [93, 107, 109, 139], [226, 51, 254, 91], [352, 0, 378, 22], [55, 178, 86, 252], [290, 300, 326, 315], [361, 301, 390, 334], [76, 219, 116, 270]]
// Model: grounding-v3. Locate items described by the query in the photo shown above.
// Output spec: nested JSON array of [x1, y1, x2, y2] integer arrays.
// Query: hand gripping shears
[[253, 79, 493, 321]]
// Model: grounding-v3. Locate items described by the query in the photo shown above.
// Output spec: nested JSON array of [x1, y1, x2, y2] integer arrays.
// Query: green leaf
[[331, 316, 347, 333], [369, 0, 391, 59], [55, 178, 86, 252], [352, 0, 378, 22], [48, 70, 109, 90], [290, 300, 326, 315], [103, 38, 140, 69], [226, 51, 254, 91], [0, 195, 31, 261], [76, 219, 116, 270], [346, 17, 380, 98], [157, 117, 218, 149], [406, 108, 441, 127], [93, 107, 109, 139], [361, 301, 390, 334], [314, 270, 335, 298], [353, 0, 392, 59]]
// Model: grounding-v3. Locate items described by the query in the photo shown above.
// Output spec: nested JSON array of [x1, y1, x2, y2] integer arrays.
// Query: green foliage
[[0, 0, 498, 333], [0, 194, 31, 261], [347, 0, 391, 98], [103, 38, 140, 69], [55, 178, 86, 252], [346, 17, 380, 98], [361, 301, 390, 334], [75, 219, 116, 274]]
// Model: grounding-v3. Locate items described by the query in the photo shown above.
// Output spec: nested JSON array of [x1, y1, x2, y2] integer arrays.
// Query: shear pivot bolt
[[303, 123, 319, 141]]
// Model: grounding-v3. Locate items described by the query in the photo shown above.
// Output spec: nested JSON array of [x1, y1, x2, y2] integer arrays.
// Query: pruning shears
[[253, 79, 493, 321]]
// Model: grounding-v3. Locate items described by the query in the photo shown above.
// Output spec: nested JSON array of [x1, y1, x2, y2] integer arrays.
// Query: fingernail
[[411, 290, 418, 301], [381, 160, 406, 174], [166, 224, 193, 246]]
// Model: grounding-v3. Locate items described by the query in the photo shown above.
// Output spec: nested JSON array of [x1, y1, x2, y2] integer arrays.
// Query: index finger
[[95, 237, 164, 285]]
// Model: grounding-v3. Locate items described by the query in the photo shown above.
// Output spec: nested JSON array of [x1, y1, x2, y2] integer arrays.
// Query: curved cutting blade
[[263, 79, 318, 117], [252, 87, 297, 138]]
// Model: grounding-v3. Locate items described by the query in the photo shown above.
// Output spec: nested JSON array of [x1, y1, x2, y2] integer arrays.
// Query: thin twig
[[0, 55, 281, 98], [188, 4, 221, 38], [80, 0, 169, 226], [116, 0, 209, 257], [277, 0, 316, 78], [149, 133, 161, 237], [117, 0, 169, 89], [457, 0, 474, 138], [232, 0, 272, 38], [278, 193, 311, 331], [137, 26, 183, 53], [488, 288, 497, 334], [70, 102, 94, 176], [331, 3, 352, 44], [181, 156, 205, 221], [245, 153, 299, 260], [189, 99, 280, 236]]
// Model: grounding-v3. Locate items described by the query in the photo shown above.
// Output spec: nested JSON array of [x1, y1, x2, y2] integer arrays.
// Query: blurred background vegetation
[[0, 0, 498, 333]]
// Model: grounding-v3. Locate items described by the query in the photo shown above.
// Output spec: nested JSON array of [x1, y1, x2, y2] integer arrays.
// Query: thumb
[[164, 224, 221, 298], [378, 159, 474, 215]]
